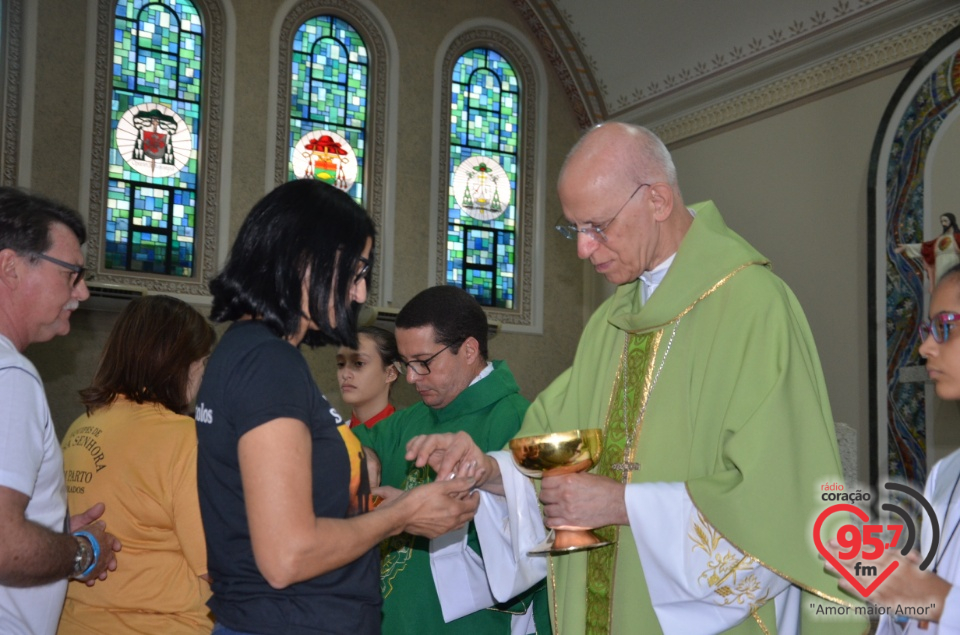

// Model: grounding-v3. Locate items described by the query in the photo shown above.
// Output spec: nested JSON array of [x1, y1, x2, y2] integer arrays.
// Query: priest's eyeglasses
[[400, 341, 462, 375], [34, 252, 87, 287], [919, 312, 960, 343], [555, 183, 650, 243]]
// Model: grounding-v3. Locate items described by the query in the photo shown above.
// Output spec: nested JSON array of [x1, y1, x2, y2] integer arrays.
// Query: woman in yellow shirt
[[58, 295, 216, 635]]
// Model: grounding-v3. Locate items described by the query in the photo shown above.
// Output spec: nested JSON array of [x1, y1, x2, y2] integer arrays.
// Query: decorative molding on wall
[[273, 0, 394, 308], [608, 0, 901, 110], [85, 0, 227, 296], [508, 0, 602, 129], [511, 1, 959, 142], [1, 0, 23, 186], [651, 10, 960, 145], [431, 22, 546, 332]]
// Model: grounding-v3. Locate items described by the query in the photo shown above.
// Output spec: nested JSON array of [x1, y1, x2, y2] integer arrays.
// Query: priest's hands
[[406, 431, 503, 495], [540, 472, 628, 529]]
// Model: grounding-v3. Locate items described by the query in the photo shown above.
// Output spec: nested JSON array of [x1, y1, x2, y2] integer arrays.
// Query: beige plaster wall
[[21, 0, 585, 436], [669, 70, 908, 485]]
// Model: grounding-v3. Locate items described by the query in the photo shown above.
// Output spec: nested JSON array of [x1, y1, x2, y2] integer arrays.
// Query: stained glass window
[[106, 0, 202, 276], [446, 48, 520, 309], [289, 15, 368, 203]]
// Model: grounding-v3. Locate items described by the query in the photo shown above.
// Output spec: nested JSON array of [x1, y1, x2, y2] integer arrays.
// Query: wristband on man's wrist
[[72, 531, 100, 579]]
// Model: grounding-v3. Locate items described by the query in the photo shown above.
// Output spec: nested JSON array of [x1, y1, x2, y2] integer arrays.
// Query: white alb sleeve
[[472, 451, 548, 602], [626, 481, 794, 635]]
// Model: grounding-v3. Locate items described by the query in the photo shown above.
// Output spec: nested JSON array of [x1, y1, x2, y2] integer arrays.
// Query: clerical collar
[[469, 361, 495, 386], [640, 253, 676, 304], [638, 207, 696, 304]]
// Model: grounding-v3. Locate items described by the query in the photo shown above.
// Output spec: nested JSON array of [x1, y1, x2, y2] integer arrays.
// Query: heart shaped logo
[[813, 503, 899, 597]]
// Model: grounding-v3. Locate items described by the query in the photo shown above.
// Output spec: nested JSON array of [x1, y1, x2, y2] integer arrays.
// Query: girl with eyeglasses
[[336, 326, 401, 429], [194, 180, 479, 635], [827, 263, 960, 633]]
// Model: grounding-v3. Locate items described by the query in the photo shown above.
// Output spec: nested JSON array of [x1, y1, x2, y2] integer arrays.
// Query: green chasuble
[[354, 361, 550, 634], [515, 202, 866, 635]]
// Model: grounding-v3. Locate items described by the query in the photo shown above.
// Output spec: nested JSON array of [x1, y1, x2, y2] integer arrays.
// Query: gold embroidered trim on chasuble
[[576, 263, 763, 635], [582, 329, 662, 635]]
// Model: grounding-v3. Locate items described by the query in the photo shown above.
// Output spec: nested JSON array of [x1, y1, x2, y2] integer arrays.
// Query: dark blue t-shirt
[[196, 321, 380, 635]]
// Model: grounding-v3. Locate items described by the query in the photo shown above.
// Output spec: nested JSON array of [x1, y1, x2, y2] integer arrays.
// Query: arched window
[[446, 48, 519, 309], [435, 25, 545, 331], [85, 0, 227, 295], [273, 1, 396, 307], [107, 1, 202, 276], [288, 15, 368, 204]]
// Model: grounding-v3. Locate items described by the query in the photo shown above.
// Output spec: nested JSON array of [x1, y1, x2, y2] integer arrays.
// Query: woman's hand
[[386, 476, 481, 539], [371, 485, 403, 506]]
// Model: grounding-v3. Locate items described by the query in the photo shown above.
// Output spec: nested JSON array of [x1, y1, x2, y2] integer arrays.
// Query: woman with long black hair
[[196, 180, 479, 635]]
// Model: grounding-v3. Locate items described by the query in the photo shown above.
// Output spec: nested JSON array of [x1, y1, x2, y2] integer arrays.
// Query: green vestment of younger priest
[[355, 361, 549, 634]]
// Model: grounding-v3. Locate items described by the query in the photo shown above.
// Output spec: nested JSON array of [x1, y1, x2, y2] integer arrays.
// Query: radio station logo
[[814, 482, 939, 598]]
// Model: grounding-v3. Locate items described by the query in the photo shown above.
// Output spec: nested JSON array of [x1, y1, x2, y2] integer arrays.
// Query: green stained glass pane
[[446, 227, 465, 285], [130, 230, 169, 273], [464, 268, 494, 306], [313, 37, 348, 83], [179, 33, 202, 100], [465, 229, 494, 266], [137, 6, 179, 54]]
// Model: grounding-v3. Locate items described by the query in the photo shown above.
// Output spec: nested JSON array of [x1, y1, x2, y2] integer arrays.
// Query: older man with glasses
[[0, 187, 121, 634], [407, 122, 865, 634], [353, 284, 547, 635]]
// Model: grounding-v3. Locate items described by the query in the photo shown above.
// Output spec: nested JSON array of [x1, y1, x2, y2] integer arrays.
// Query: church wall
[[670, 69, 911, 486]]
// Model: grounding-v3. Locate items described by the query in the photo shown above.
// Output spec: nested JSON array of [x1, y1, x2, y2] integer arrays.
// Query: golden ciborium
[[509, 428, 613, 555]]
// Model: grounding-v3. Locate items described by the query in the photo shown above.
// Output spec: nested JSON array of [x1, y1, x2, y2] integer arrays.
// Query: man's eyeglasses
[[354, 257, 370, 285], [34, 253, 86, 287], [556, 183, 650, 243], [400, 341, 461, 376], [919, 312, 960, 343]]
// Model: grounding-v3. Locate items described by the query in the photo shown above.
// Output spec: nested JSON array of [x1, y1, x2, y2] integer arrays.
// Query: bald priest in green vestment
[[406, 122, 867, 635]]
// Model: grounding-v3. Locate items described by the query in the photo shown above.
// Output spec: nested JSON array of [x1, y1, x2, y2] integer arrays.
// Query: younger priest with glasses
[[828, 263, 960, 634], [353, 285, 548, 635]]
